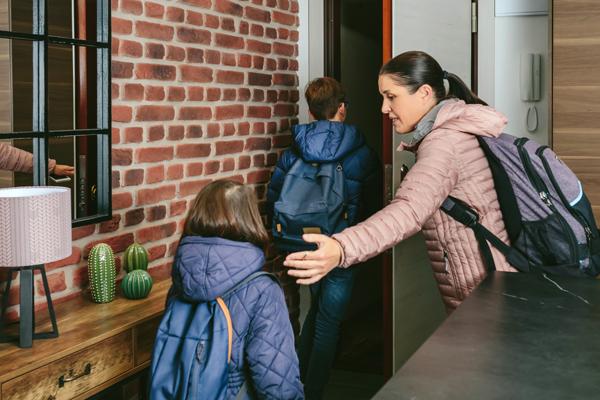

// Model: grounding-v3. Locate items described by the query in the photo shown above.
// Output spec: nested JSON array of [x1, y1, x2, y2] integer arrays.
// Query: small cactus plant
[[121, 270, 153, 299], [123, 243, 149, 272], [88, 243, 116, 303]]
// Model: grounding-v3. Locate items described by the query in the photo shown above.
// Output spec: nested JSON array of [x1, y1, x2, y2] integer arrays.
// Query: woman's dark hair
[[379, 51, 487, 106], [304, 77, 346, 120], [183, 179, 269, 246]]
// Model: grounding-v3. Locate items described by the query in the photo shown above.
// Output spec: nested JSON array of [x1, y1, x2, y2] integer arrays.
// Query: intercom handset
[[520, 53, 541, 102], [520, 53, 542, 132]]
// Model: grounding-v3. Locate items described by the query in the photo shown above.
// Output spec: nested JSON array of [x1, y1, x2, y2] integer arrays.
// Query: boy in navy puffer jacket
[[170, 180, 304, 399], [267, 77, 380, 400]]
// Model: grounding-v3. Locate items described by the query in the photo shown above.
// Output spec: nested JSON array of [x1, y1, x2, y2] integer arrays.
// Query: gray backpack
[[442, 133, 600, 278]]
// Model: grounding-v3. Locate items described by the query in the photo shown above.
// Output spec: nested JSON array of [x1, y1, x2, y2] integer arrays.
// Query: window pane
[[48, 0, 73, 38], [48, 44, 99, 131], [0, 0, 89, 39], [48, 44, 75, 131], [49, 135, 98, 219], [0, 39, 34, 133], [0, 0, 33, 34], [49, 0, 97, 41], [0, 138, 34, 188]]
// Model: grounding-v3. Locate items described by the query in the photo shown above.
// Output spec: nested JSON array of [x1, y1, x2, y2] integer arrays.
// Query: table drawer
[[2, 330, 134, 400], [134, 316, 161, 366]]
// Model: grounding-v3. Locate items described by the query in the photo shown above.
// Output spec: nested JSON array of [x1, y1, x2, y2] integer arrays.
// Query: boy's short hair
[[183, 179, 268, 247], [305, 77, 346, 120]]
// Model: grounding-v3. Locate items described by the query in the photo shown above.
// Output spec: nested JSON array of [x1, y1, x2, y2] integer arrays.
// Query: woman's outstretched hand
[[283, 234, 343, 285], [53, 164, 75, 176]]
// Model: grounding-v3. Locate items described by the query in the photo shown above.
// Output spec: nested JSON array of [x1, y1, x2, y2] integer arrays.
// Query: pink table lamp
[[0, 186, 71, 348]]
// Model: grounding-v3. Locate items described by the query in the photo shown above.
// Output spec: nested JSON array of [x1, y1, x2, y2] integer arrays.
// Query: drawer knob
[[58, 363, 92, 388]]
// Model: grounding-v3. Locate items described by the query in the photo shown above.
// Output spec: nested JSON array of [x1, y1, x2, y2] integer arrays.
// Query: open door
[[388, 0, 475, 372], [324, 0, 385, 380]]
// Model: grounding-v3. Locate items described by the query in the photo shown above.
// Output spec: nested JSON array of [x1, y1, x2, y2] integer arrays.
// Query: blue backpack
[[442, 133, 600, 278], [149, 271, 278, 400], [272, 158, 349, 252]]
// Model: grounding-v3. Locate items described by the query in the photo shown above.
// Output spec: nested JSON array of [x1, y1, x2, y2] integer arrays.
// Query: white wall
[[297, 0, 324, 124], [495, 16, 549, 145], [478, 3, 550, 145], [296, 0, 325, 327]]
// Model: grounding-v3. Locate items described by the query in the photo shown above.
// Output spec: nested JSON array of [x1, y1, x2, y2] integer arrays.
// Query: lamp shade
[[0, 187, 72, 267]]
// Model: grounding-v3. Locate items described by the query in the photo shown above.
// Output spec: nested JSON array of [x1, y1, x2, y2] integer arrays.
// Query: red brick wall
[[3, 0, 300, 327]]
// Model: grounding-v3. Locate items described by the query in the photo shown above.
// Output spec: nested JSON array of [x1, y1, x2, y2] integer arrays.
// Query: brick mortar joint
[[111, 55, 300, 70], [112, 10, 299, 37]]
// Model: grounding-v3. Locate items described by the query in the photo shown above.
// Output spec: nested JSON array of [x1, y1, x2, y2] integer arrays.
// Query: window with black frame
[[0, 0, 110, 226]]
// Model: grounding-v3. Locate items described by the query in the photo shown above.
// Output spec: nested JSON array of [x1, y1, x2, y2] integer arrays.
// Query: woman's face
[[378, 74, 435, 134]]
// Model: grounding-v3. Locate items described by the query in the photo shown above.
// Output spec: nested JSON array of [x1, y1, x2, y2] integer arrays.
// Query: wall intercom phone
[[520, 53, 542, 132], [520, 53, 541, 101]]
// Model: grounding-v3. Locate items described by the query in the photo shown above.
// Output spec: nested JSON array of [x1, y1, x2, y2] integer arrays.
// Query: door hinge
[[471, 1, 478, 34]]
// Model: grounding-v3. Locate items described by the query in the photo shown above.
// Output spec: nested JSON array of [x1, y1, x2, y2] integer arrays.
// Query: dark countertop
[[373, 272, 600, 400]]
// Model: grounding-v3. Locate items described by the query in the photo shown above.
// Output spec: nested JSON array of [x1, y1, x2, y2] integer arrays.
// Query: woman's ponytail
[[445, 71, 487, 106], [380, 51, 488, 106]]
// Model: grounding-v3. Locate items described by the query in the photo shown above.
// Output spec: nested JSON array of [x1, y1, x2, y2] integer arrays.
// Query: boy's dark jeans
[[297, 266, 357, 400]]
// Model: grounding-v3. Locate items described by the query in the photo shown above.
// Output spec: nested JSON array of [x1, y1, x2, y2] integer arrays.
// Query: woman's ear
[[417, 84, 434, 102]]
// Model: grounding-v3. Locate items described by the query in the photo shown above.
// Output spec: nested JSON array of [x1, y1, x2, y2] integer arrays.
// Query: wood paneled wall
[[553, 0, 600, 222]]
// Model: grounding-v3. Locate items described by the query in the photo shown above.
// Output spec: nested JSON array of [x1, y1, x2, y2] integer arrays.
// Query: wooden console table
[[0, 279, 170, 400]]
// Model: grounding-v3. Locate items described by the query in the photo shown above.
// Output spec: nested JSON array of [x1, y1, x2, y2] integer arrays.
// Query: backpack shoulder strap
[[222, 271, 279, 299], [215, 297, 234, 363], [441, 196, 531, 272], [214, 272, 279, 368]]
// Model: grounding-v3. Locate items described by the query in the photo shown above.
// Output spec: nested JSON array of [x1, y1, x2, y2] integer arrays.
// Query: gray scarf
[[398, 99, 454, 149]]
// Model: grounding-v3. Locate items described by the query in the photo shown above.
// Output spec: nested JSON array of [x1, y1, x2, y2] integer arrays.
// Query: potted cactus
[[123, 243, 149, 272], [121, 269, 153, 299], [88, 243, 116, 303]]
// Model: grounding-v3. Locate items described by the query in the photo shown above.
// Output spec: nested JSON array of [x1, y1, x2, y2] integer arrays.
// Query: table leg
[[19, 268, 33, 348]]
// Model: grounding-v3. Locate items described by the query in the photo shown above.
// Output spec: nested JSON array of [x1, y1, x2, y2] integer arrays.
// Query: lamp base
[[0, 265, 59, 348]]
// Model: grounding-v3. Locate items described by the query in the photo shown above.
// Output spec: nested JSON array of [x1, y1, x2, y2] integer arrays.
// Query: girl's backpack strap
[[215, 297, 234, 363], [222, 271, 280, 299], [215, 271, 279, 395]]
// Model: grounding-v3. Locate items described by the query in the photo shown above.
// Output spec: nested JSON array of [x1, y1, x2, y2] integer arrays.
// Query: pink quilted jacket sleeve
[[333, 130, 460, 267], [0, 143, 57, 173]]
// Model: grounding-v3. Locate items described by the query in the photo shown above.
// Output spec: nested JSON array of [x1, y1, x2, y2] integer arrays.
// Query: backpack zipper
[[516, 138, 550, 206], [515, 138, 579, 263], [536, 146, 595, 245]]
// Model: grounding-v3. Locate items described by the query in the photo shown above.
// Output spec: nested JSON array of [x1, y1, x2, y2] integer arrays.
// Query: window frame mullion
[[95, 0, 111, 218], [32, 0, 48, 186]]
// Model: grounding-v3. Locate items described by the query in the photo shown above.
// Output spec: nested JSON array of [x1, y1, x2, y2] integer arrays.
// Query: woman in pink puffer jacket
[[284, 51, 517, 310]]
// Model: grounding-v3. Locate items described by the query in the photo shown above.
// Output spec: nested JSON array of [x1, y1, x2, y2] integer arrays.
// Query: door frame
[[324, 0, 340, 80], [381, 0, 393, 380]]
